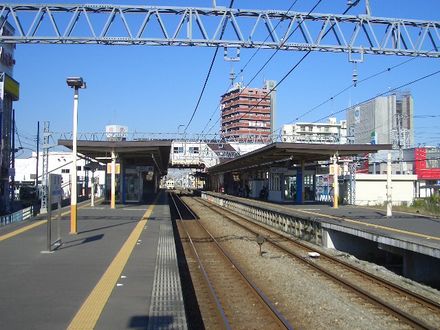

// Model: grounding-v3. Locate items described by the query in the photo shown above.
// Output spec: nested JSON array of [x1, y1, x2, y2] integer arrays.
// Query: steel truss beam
[[56, 131, 274, 144], [0, 4, 439, 57]]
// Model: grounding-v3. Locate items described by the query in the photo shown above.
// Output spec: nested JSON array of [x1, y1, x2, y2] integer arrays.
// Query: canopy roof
[[58, 140, 171, 175], [207, 142, 392, 174]]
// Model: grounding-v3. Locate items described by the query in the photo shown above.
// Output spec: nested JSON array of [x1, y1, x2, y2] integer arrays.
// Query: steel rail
[[169, 193, 231, 330], [172, 193, 293, 330], [195, 196, 440, 330], [268, 202, 440, 311]]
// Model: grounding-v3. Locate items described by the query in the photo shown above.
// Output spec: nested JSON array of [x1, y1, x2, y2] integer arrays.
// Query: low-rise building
[[14, 151, 105, 199], [281, 117, 347, 144], [367, 147, 440, 197]]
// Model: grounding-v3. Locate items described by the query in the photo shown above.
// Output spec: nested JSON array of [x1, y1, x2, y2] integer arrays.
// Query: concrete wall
[[353, 174, 417, 206]]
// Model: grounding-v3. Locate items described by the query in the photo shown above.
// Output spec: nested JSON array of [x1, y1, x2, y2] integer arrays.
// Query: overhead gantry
[[0, 4, 439, 58]]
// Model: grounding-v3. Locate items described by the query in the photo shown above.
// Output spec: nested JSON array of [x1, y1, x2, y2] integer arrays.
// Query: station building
[[58, 139, 171, 204], [207, 142, 391, 204]]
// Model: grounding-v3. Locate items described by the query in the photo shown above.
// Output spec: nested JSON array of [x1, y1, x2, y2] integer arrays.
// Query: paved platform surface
[[0, 192, 187, 330], [206, 192, 440, 249]]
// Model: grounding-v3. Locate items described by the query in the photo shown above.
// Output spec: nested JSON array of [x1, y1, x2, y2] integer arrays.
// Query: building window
[[426, 149, 440, 169], [173, 146, 184, 154], [189, 147, 199, 154], [77, 166, 82, 171], [61, 169, 70, 173]]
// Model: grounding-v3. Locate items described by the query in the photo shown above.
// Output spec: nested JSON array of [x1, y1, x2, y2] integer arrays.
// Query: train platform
[[0, 192, 187, 330], [204, 191, 440, 249]]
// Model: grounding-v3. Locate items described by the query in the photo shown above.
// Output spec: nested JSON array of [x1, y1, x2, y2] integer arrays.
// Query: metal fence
[[0, 206, 33, 227]]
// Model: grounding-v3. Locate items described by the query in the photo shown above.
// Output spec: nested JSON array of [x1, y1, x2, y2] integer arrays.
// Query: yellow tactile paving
[[67, 195, 159, 330], [0, 220, 47, 242], [0, 198, 102, 242], [278, 205, 440, 241]]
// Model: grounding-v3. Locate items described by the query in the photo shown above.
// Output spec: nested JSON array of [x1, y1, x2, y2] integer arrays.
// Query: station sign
[[0, 20, 16, 77], [105, 125, 128, 141], [270, 167, 287, 174], [106, 163, 121, 174]]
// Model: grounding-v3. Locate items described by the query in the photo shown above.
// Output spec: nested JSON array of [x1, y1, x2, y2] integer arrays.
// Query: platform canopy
[[207, 142, 392, 174], [58, 140, 171, 175]]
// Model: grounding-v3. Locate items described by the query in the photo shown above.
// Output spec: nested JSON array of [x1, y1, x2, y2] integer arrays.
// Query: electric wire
[[207, 0, 364, 138], [15, 126, 23, 150], [340, 114, 440, 143], [312, 68, 440, 124], [242, 0, 323, 93], [204, 0, 329, 137], [291, 56, 420, 124], [183, 0, 235, 133], [200, 0, 300, 136], [238, 0, 300, 75]]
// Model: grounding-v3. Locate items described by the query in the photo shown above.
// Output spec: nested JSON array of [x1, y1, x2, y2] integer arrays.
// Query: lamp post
[[66, 77, 86, 234]]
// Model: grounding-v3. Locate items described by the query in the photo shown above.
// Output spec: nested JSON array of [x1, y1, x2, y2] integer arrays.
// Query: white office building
[[347, 92, 414, 147], [281, 117, 347, 144]]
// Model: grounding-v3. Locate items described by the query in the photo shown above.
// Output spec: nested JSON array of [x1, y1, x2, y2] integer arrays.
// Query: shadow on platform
[[128, 315, 175, 329], [55, 233, 104, 250]]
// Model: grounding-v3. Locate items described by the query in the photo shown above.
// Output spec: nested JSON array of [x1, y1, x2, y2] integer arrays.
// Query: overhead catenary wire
[[200, 0, 300, 136], [209, 0, 366, 138], [204, 0, 331, 137], [342, 113, 440, 142], [183, 0, 235, 133], [311, 68, 440, 124], [238, 0, 300, 75], [290, 56, 420, 124]]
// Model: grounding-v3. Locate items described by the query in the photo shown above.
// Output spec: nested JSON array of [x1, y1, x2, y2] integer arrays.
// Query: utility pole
[[36, 121, 40, 187], [333, 154, 339, 209], [395, 112, 404, 174], [386, 152, 392, 217], [111, 149, 116, 209], [10, 108, 15, 206], [90, 171, 95, 207]]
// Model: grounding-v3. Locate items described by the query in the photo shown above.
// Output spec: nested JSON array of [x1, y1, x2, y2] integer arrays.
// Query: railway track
[[192, 196, 440, 330], [169, 193, 293, 330]]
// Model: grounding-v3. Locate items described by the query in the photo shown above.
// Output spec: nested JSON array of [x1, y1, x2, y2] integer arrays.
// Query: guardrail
[[0, 206, 33, 227]]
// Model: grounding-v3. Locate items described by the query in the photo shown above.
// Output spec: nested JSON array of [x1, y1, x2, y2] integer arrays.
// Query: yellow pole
[[333, 154, 339, 209], [111, 149, 116, 209]]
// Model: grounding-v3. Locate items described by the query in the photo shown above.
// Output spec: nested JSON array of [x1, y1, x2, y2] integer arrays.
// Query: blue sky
[[9, 0, 440, 153]]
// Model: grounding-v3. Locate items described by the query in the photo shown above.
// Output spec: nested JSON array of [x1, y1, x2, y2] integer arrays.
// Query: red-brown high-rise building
[[220, 81, 276, 141]]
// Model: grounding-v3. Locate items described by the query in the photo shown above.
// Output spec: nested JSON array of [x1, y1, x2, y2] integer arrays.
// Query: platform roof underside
[[58, 140, 171, 175], [207, 142, 392, 174]]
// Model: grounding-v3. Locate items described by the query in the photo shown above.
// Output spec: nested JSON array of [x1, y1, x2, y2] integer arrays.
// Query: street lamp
[[66, 77, 86, 234]]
